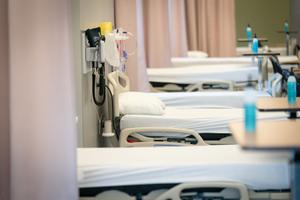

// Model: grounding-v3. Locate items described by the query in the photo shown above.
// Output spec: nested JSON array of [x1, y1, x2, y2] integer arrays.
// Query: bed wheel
[[95, 190, 133, 200]]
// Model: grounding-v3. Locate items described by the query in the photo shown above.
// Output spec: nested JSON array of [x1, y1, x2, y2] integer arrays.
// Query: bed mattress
[[151, 91, 270, 108], [171, 57, 257, 67], [147, 64, 259, 84], [77, 145, 290, 190], [171, 56, 298, 68], [120, 107, 287, 135]]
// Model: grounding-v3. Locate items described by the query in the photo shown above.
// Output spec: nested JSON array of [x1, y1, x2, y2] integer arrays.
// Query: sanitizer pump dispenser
[[284, 21, 289, 33], [287, 75, 297, 105], [246, 24, 252, 47], [252, 34, 259, 54], [244, 80, 257, 134]]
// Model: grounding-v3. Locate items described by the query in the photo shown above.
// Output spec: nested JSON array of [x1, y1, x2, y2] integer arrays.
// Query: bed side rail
[[107, 71, 130, 117], [120, 127, 207, 147], [155, 181, 249, 200], [186, 79, 234, 92]]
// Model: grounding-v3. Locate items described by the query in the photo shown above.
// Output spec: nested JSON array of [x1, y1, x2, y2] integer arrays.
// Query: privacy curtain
[[143, 0, 188, 68], [114, 0, 237, 89], [115, 0, 150, 91], [115, 0, 188, 90], [185, 0, 237, 57], [9, 0, 78, 199]]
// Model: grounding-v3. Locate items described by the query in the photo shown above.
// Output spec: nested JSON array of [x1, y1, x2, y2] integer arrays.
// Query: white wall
[[0, 0, 10, 199], [291, 0, 300, 43], [76, 0, 115, 147], [80, 0, 115, 30]]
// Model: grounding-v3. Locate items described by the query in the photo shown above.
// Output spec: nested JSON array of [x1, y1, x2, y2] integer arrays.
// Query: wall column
[[0, 0, 10, 199]]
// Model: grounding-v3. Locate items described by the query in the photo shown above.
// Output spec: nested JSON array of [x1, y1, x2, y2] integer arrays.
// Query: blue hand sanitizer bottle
[[246, 24, 252, 41], [284, 21, 289, 33], [246, 24, 252, 48], [287, 75, 297, 105], [244, 79, 257, 134], [252, 34, 259, 54]]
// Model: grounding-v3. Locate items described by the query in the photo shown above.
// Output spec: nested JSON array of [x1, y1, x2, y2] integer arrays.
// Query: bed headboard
[[107, 71, 130, 117]]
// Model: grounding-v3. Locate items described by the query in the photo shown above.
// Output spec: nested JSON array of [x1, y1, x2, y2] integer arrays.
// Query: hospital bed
[[147, 63, 259, 91], [237, 46, 287, 56], [107, 71, 287, 144], [149, 53, 297, 92], [171, 55, 299, 68], [119, 106, 286, 144], [78, 145, 291, 199], [238, 37, 299, 57], [107, 64, 282, 110]]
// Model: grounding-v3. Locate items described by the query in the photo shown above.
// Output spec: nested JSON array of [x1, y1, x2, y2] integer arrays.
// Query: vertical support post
[[257, 56, 264, 91], [286, 32, 290, 56], [292, 150, 300, 200]]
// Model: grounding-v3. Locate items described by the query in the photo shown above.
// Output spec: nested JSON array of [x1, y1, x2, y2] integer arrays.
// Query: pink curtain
[[114, 0, 237, 89], [142, 0, 188, 68], [143, 0, 172, 68], [115, 0, 150, 91], [169, 0, 188, 58], [185, 0, 237, 57], [115, 0, 188, 92], [9, 0, 77, 199]]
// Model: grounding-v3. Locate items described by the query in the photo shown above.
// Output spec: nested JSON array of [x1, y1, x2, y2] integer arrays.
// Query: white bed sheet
[[77, 145, 290, 190], [147, 64, 259, 84], [151, 91, 270, 108], [120, 107, 287, 135], [171, 56, 298, 68], [171, 57, 257, 67]]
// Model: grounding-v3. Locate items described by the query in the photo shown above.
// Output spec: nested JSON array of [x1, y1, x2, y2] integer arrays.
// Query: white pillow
[[119, 92, 166, 115], [187, 51, 208, 58]]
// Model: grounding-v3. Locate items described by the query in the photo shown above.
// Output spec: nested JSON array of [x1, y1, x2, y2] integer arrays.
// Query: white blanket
[[171, 56, 299, 68], [78, 145, 290, 190], [171, 57, 257, 67], [151, 91, 270, 108]]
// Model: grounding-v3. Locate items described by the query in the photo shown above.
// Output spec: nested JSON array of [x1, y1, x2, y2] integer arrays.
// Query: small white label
[[102, 132, 115, 137]]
